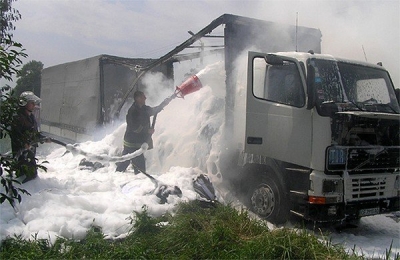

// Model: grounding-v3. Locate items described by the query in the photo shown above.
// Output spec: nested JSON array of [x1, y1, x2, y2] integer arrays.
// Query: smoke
[[140, 40, 262, 179], [141, 72, 174, 106], [195, 61, 226, 98], [128, 58, 226, 187], [135, 44, 252, 187], [14, 1, 398, 87]]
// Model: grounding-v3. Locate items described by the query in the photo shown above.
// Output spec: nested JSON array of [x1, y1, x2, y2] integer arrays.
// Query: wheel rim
[[251, 184, 275, 217]]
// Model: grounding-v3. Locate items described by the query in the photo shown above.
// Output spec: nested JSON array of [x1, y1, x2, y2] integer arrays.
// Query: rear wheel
[[248, 174, 289, 224]]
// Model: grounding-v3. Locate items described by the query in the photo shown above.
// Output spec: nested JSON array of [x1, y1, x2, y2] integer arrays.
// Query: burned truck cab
[[241, 51, 399, 223], [306, 55, 400, 221]]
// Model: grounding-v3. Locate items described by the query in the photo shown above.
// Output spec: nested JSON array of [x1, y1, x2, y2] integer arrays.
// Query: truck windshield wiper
[[360, 97, 378, 104], [347, 100, 365, 111], [373, 103, 399, 113], [320, 100, 366, 112], [360, 100, 398, 113]]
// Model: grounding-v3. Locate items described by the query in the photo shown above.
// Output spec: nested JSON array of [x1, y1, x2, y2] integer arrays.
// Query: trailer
[[40, 55, 173, 142]]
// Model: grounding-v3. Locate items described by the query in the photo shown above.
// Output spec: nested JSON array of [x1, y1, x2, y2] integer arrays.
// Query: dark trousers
[[115, 146, 146, 173], [15, 147, 38, 183]]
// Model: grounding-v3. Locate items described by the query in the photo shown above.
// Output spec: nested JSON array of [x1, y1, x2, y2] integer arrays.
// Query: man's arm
[[150, 97, 172, 115]]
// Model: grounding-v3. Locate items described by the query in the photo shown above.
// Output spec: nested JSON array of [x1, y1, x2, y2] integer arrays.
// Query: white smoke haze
[[141, 72, 174, 106], [5, 0, 398, 89], [147, 60, 227, 175], [195, 61, 226, 99]]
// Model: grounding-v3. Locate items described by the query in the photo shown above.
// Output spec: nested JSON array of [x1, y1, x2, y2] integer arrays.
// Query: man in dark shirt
[[10, 91, 49, 183], [116, 91, 171, 173]]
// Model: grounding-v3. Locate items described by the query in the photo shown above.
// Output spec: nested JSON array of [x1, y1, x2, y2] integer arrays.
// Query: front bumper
[[302, 196, 400, 222]]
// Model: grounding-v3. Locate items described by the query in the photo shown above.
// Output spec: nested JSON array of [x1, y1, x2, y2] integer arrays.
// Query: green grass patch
[[0, 201, 364, 259]]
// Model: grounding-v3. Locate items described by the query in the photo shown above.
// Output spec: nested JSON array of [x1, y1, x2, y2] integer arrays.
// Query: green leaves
[[0, 156, 31, 206], [0, 0, 35, 209], [0, 36, 27, 81], [14, 60, 43, 96]]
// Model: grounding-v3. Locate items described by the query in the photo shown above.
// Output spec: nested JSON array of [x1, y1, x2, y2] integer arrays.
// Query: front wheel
[[248, 176, 289, 224]]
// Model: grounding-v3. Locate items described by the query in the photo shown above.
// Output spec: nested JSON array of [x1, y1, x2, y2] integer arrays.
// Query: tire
[[248, 174, 289, 224]]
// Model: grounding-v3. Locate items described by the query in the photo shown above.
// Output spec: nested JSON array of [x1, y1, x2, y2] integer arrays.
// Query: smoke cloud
[[8, 0, 397, 88]]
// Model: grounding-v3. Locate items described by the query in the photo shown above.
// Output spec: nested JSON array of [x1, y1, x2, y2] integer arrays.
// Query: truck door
[[245, 52, 312, 168]]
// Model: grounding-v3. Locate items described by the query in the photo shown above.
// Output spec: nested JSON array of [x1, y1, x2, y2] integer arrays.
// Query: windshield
[[311, 59, 400, 113]]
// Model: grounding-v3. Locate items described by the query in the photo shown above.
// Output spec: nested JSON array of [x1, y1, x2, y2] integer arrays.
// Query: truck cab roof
[[274, 51, 387, 70]]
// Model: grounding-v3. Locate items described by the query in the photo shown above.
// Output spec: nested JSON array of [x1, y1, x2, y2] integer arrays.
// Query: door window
[[253, 57, 305, 107]]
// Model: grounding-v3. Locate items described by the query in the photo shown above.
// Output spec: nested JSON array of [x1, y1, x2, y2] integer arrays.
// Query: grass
[[0, 201, 370, 259]]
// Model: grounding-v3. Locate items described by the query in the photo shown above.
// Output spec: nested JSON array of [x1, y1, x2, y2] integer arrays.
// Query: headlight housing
[[326, 146, 347, 171]]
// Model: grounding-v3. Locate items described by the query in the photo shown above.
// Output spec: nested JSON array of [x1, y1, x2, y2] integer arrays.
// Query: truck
[[231, 51, 400, 224], [40, 14, 399, 224]]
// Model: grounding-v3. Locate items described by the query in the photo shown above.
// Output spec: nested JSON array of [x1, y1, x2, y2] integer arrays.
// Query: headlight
[[326, 147, 347, 171], [323, 179, 343, 193]]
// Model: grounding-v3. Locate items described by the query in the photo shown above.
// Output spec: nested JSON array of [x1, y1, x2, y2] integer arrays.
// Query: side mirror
[[264, 54, 283, 66], [306, 63, 315, 110]]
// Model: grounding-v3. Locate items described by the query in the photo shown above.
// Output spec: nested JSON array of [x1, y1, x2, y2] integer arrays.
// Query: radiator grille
[[326, 146, 400, 172], [344, 175, 395, 201], [347, 147, 399, 171]]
